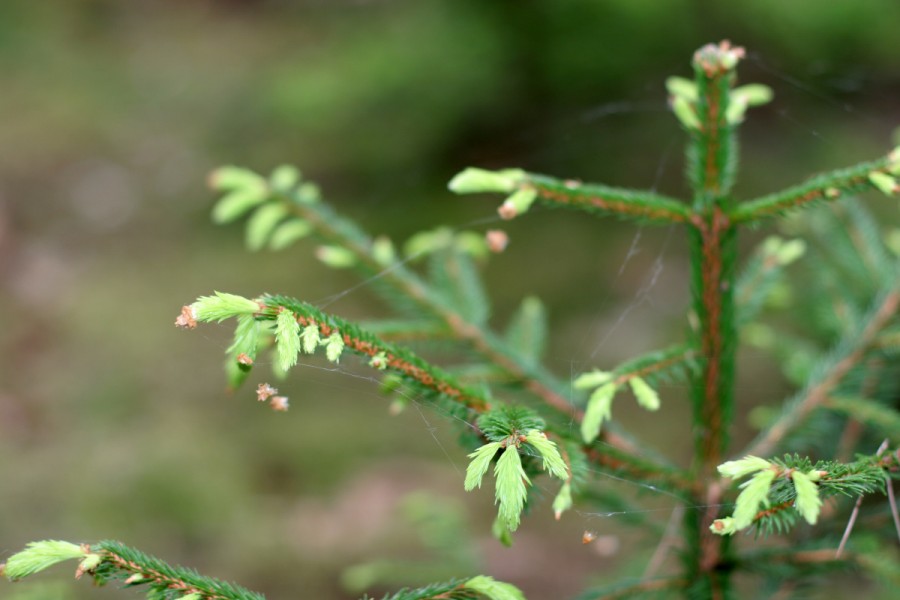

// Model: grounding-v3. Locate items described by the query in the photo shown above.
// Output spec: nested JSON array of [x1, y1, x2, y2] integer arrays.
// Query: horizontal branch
[[258, 295, 492, 413], [611, 343, 699, 385], [280, 192, 696, 485], [206, 173, 688, 487], [526, 173, 691, 223], [277, 192, 612, 419], [3, 539, 266, 600], [731, 156, 892, 223]]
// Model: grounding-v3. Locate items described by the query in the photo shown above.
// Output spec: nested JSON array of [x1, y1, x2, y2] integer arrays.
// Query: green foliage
[[522, 430, 568, 481], [191, 292, 260, 323], [503, 297, 547, 365], [790, 470, 822, 525], [732, 469, 777, 530], [714, 452, 892, 536], [245, 203, 290, 251], [493, 445, 530, 532], [476, 406, 545, 442], [580, 382, 617, 443], [464, 576, 526, 600], [2, 541, 87, 581], [275, 309, 301, 371], [4, 540, 266, 600], [627, 376, 660, 411], [464, 442, 502, 491], [227, 314, 262, 362], [10, 41, 900, 600], [447, 168, 524, 195]]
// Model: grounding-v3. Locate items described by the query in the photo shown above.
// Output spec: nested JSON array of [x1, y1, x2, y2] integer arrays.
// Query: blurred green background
[[2, 1, 899, 599]]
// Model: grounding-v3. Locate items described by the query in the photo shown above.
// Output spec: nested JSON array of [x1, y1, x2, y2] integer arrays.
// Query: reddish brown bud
[[175, 305, 197, 329], [270, 396, 290, 412], [236, 353, 253, 366], [486, 230, 509, 253], [257, 382, 278, 402], [497, 201, 517, 220]]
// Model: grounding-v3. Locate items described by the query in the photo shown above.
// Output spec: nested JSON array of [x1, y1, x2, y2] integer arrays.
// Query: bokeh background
[[3, 1, 900, 599]]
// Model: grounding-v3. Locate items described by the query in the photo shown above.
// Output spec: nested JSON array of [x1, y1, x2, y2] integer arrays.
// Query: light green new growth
[[494, 445, 530, 532], [212, 177, 269, 224], [316, 244, 358, 269], [447, 167, 525, 194], [246, 203, 289, 251], [227, 314, 261, 359], [465, 575, 526, 600], [733, 469, 777, 529], [523, 430, 568, 480], [323, 332, 345, 363], [791, 470, 822, 525], [2, 541, 86, 581], [869, 171, 898, 196], [498, 187, 538, 219], [192, 292, 260, 323], [552, 482, 572, 520], [504, 297, 547, 364], [628, 376, 660, 411], [371, 236, 396, 266], [269, 164, 300, 191], [269, 219, 313, 251], [275, 309, 301, 371], [717, 456, 772, 480], [572, 369, 613, 389], [465, 442, 503, 491], [672, 95, 701, 130], [726, 83, 774, 124], [300, 324, 320, 354], [665, 76, 698, 101], [209, 165, 266, 192], [581, 382, 618, 443]]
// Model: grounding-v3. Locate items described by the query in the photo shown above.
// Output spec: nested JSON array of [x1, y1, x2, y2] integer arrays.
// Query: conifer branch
[[712, 452, 895, 536], [266, 295, 491, 411], [265, 186, 582, 418], [524, 174, 691, 224], [685, 41, 745, 202], [608, 343, 699, 386], [3, 540, 266, 600], [3, 541, 525, 600], [241, 180, 682, 480], [745, 285, 900, 458], [731, 155, 895, 223], [182, 293, 490, 412]]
